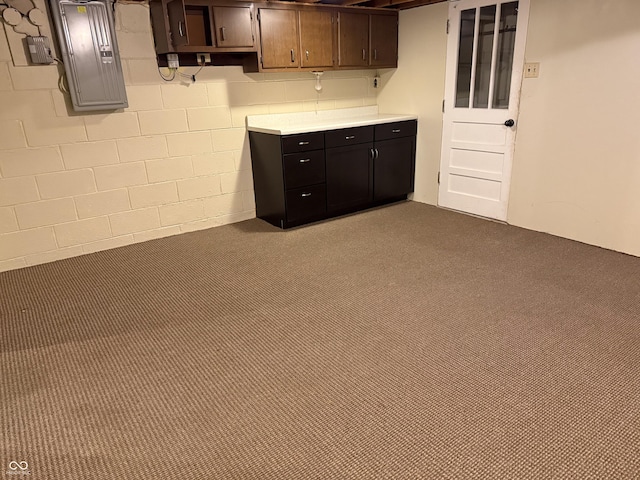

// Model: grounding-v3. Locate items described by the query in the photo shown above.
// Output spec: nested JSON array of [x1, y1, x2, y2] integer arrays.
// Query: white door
[[438, 0, 530, 221]]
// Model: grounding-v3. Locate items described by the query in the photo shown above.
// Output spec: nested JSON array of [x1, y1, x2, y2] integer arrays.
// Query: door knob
[[504, 119, 515, 127]]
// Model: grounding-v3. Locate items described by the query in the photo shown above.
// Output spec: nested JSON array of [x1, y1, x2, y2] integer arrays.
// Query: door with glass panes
[[438, 0, 529, 221]]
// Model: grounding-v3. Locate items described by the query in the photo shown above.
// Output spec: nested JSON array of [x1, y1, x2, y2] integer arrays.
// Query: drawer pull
[[345, 135, 356, 140], [299, 158, 311, 163], [298, 141, 310, 146], [392, 129, 401, 133], [301, 192, 312, 197]]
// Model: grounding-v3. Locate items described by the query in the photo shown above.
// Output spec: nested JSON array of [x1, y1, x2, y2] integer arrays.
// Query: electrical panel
[[49, 0, 128, 111]]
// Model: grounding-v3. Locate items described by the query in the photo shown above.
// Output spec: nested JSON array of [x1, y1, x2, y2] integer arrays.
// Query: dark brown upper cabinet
[[258, 7, 335, 71], [150, 0, 397, 71], [299, 10, 335, 69], [258, 8, 299, 69], [337, 12, 369, 68], [150, 0, 257, 53], [166, 0, 190, 48], [338, 11, 397, 68], [213, 6, 255, 48], [370, 13, 398, 67]]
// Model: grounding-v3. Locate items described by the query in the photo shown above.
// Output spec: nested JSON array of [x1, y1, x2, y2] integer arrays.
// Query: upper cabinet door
[[370, 14, 397, 67], [337, 12, 368, 67], [299, 10, 334, 69], [167, 0, 189, 48], [213, 6, 254, 48], [259, 8, 300, 69]]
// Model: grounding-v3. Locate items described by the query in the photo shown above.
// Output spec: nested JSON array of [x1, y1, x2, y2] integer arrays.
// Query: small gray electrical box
[[26, 36, 54, 64], [49, 0, 128, 111]]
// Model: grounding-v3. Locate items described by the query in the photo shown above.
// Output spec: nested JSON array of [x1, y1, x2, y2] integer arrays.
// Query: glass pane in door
[[454, 9, 476, 108], [492, 1, 518, 109], [473, 5, 496, 108]]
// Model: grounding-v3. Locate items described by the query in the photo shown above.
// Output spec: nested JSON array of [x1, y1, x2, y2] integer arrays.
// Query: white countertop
[[246, 106, 417, 135]]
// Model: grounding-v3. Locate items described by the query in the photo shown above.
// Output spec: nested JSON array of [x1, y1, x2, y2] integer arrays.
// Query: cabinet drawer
[[374, 120, 417, 141], [286, 184, 326, 223], [283, 150, 325, 189], [282, 132, 324, 154], [325, 126, 374, 148]]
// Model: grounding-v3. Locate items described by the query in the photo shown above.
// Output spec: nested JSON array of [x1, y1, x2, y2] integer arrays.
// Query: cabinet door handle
[[299, 158, 311, 163], [178, 21, 185, 37], [345, 135, 356, 140], [291, 49, 295, 63], [220, 26, 226, 41], [306, 50, 309, 60], [371, 148, 375, 159], [362, 48, 366, 61], [298, 141, 309, 146], [374, 49, 377, 60], [374, 148, 379, 160], [301, 192, 312, 197], [392, 129, 401, 133]]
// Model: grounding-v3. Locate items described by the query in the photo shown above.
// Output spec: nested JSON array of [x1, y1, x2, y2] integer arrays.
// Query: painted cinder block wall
[[0, 3, 378, 272]]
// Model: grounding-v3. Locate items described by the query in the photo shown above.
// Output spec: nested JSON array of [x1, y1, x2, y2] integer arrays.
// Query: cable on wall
[[158, 67, 176, 82], [158, 58, 205, 83]]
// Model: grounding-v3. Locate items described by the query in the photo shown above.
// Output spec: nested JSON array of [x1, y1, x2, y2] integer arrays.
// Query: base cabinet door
[[326, 143, 373, 211], [373, 136, 415, 201]]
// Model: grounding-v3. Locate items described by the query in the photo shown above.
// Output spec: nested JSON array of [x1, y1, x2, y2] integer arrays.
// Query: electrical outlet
[[197, 53, 211, 65], [167, 53, 179, 69], [524, 62, 539, 78]]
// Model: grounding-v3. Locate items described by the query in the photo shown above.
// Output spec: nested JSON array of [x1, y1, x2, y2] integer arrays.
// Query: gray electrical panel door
[[50, 0, 128, 111]]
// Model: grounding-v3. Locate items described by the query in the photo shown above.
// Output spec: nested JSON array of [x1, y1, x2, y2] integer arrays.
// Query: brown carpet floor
[[1, 202, 639, 479]]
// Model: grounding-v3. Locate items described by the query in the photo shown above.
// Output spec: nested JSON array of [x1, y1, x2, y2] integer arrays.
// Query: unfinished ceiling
[[272, 0, 446, 10]]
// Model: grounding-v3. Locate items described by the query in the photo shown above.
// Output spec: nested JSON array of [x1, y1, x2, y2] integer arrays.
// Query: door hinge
[[446, 19, 450, 34], [442, 99, 445, 113], [438, 171, 441, 184], [250, 11, 253, 20]]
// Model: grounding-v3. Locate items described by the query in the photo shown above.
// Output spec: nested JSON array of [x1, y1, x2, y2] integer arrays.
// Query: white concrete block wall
[[0, 2, 378, 272]]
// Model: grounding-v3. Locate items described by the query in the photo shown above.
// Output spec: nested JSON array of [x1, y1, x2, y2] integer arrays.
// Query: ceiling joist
[[277, 0, 446, 9]]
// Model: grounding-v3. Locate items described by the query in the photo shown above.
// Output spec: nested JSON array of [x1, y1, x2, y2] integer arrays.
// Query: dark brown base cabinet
[[249, 120, 416, 229]]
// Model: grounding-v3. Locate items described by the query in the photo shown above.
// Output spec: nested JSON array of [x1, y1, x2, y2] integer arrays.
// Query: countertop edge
[[247, 114, 418, 136]]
